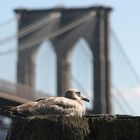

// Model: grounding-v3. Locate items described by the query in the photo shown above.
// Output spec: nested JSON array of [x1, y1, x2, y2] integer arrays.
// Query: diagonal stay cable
[[0, 13, 61, 46], [0, 11, 96, 57], [111, 28, 140, 85], [112, 83, 136, 115]]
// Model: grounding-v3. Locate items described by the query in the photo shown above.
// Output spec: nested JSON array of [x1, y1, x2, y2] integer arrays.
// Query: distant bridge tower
[[15, 6, 112, 114]]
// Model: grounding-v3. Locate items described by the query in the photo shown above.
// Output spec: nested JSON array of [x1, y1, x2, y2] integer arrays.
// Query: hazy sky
[[0, 0, 140, 115]]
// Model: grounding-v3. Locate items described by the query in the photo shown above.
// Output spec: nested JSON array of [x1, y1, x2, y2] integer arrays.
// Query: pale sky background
[[0, 0, 140, 115]]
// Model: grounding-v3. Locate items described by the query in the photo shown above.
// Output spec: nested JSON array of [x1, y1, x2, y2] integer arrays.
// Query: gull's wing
[[35, 97, 47, 102], [30, 97, 80, 116], [0, 102, 38, 117], [41, 97, 77, 108]]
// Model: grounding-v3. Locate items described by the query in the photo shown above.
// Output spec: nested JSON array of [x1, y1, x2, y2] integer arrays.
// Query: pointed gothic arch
[[72, 38, 93, 109], [35, 40, 57, 96]]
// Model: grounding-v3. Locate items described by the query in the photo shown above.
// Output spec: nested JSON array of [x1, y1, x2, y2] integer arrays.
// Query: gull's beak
[[81, 96, 90, 102]]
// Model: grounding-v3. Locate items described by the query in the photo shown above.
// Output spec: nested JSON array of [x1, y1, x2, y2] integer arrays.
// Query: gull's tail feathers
[[0, 106, 22, 117], [0, 106, 16, 112]]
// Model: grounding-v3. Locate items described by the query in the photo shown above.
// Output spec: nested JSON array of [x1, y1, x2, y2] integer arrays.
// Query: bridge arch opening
[[71, 38, 93, 110], [35, 40, 57, 97]]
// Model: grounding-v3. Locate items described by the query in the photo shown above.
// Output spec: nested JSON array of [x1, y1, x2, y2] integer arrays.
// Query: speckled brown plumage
[[0, 89, 89, 117]]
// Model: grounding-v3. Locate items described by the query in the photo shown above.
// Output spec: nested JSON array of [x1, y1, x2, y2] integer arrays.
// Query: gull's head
[[64, 88, 89, 102]]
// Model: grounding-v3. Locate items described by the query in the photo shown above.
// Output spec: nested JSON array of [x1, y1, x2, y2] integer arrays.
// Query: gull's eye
[[76, 92, 81, 97]]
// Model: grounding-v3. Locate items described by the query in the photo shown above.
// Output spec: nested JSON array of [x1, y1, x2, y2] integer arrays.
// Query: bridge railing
[[0, 79, 50, 101]]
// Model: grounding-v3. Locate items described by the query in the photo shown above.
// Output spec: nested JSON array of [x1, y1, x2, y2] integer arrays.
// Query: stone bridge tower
[[15, 6, 112, 114]]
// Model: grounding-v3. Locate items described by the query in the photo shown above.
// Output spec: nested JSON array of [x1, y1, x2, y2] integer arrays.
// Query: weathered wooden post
[[6, 115, 140, 140], [6, 116, 90, 140]]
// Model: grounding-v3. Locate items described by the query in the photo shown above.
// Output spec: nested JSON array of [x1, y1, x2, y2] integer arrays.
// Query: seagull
[[0, 89, 89, 117]]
